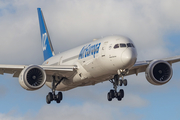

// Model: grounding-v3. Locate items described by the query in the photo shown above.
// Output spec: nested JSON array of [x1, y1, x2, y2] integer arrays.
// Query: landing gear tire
[[56, 99, 60, 103], [123, 79, 127, 86], [117, 95, 122, 101], [119, 80, 123, 86], [46, 95, 51, 104], [56, 92, 63, 103], [116, 89, 124, 101], [107, 92, 112, 101], [48, 92, 53, 101], [119, 89, 124, 98], [46, 76, 64, 104], [46, 92, 53, 104], [110, 89, 115, 98]]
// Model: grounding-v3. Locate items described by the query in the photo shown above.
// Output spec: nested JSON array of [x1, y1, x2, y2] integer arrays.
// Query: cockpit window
[[127, 43, 135, 48], [120, 44, 126, 47], [127, 43, 132, 47], [114, 43, 135, 49], [114, 44, 119, 49], [131, 43, 135, 47]]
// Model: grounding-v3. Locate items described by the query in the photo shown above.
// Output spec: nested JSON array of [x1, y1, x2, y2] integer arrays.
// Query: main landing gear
[[107, 71, 128, 101], [46, 76, 64, 104]]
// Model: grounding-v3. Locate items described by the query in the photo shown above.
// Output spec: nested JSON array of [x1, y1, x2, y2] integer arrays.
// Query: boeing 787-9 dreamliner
[[0, 8, 179, 104]]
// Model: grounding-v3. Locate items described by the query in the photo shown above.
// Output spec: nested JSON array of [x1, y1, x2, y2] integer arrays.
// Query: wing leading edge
[[128, 55, 180, 76], [0, 64, 77, 78]]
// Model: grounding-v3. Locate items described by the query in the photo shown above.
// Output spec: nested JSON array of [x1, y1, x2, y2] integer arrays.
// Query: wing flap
[[0, 65, 25, 76], [13, 71, 21, 77], [41, 65, 77, 71], [42, 65, 77, 80]]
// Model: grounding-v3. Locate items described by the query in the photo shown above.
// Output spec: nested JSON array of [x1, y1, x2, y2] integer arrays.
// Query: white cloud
[[0, 102, 144, 120], [0, 0, 180, 119], [35, 103, 114, 120], [0, 0, 180, 64], [63, 82, 149, 107]]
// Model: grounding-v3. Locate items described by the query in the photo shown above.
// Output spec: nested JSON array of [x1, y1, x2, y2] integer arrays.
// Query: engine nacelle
[[19, 65, 46, 91], [145, 60, 173, 85]]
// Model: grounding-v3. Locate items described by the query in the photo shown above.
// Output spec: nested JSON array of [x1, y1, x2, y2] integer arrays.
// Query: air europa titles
[[79, 43, 101, 59]]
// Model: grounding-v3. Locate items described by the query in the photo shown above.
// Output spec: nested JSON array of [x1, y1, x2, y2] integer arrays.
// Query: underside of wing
[[128, 55, 180, 76], [128, 60, 150, 76], [0, 64, 25, 77], [161, 55, 180, 64]]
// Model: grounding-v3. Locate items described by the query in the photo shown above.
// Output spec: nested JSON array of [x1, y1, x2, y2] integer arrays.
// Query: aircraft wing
[[0, 64, 77, 78], [128, 55, 180, 76]]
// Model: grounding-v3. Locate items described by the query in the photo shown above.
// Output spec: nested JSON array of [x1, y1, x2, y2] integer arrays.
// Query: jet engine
[[19, 65, 46, 90], [145, 60, 173, 85]]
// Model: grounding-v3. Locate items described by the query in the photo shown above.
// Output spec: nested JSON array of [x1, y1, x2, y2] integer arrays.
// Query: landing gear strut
[[107, 71, 128, 101], [46, 76, 64, 104]]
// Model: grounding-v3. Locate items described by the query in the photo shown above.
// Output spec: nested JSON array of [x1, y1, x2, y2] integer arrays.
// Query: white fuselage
[[44, 36, 137, 91]]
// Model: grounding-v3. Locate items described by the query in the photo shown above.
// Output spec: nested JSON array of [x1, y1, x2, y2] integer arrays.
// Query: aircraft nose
[[121, 48, 137, 68]]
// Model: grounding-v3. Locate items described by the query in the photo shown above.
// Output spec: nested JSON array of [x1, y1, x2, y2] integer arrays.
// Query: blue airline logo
[[42, 33, 47, 51], [79, 43, 101, 59], [37, 8, 53, 61]]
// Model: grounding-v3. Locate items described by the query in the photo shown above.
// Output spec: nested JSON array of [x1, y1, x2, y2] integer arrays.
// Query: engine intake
[[19, 65, 46, 90], [145, 60, 173, 85]]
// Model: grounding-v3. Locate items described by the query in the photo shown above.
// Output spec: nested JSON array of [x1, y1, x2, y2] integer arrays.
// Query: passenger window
[[120, 44, 126, 48], [114, 44, 119, 49]]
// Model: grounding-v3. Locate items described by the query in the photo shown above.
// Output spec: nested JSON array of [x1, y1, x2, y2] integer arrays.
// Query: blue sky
[[0, 0, 180, 120]]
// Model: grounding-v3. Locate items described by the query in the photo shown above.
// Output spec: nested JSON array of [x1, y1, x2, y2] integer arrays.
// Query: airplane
[[0, 8, 179, 104]]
